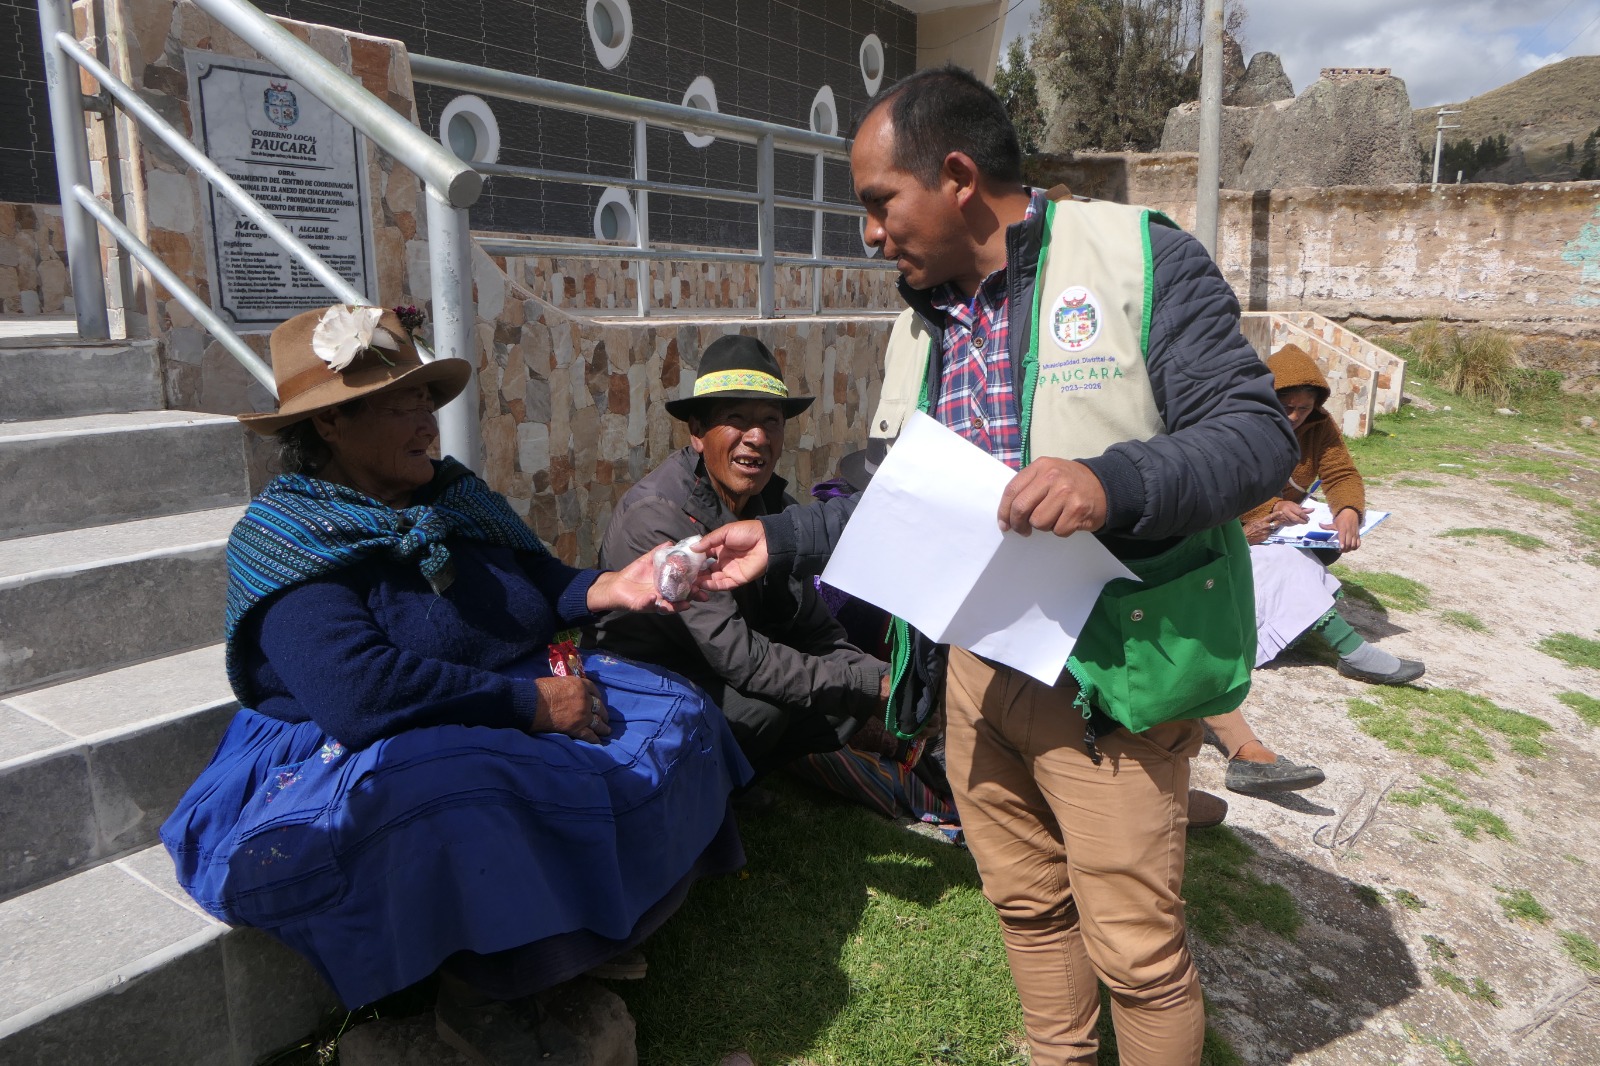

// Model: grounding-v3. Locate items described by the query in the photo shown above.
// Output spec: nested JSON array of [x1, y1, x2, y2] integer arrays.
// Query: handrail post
[[38, 0, 109, 339], [428, 189, 482, 472], [756, 132, 775, 318], [632, 119, 649, 319], [810, 154, 824, 316]]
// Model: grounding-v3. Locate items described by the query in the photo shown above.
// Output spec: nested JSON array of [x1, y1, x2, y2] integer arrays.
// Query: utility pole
[[1431, 108, 1462, 188], [1194, 0, 1225, 254]]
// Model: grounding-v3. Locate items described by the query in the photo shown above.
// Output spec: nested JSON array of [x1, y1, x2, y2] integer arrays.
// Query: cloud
[[1002, 0, 1600, 108]]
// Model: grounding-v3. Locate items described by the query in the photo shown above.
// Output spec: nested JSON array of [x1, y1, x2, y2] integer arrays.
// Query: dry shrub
[[1442, 329, 1518, 404], [1405, 321, 1519, 405]]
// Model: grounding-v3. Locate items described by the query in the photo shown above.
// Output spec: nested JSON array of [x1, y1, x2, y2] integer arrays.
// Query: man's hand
[[1324, 507, 1362, 551], [696, 520, 770, 590], [997, 458, 1107, 537]]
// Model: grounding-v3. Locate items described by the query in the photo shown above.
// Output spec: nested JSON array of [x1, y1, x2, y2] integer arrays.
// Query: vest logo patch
[[1051, 286, 1102, 352]]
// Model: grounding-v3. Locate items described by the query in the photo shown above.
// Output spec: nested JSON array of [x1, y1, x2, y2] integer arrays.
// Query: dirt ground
[[1190, 475, 1600, 1065]]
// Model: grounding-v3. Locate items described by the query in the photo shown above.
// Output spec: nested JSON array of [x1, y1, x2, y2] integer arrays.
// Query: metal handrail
[[39, 0, 485, 469], [410, 52, 892, 319]]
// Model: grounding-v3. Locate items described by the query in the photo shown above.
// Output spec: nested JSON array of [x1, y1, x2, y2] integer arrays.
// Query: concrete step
[[0, 845, 336, 1065], [0, 644, 236, 901], [0, 341, 162, 421], [0, 411, 249, 540], [0, 507, 241, 696]]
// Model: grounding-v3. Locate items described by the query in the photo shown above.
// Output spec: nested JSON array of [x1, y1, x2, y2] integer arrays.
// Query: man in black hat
[[593, 335, 889, 778]]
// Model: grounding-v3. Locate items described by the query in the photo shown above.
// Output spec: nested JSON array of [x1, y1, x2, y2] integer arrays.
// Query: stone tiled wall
[[470, 244, 896, 564], [494, 240, 901, 316], [1268, 310, 1406, 413], [0, 202, 70, 314]]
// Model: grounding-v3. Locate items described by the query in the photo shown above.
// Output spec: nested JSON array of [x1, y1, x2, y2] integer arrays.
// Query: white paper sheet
[[820, 412, 1138, 684], [1265, 501, 1390, 549]]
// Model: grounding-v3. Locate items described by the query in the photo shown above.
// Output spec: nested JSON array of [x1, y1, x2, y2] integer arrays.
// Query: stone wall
[[495, 241, 900, 317], [0, 202, 71, 314], [1027, 153, 1600, 339], [469, 245, 896, 564]]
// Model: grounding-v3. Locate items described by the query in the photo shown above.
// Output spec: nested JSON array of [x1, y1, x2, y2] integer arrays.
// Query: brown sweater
[[1241, 345, 1365, 526]]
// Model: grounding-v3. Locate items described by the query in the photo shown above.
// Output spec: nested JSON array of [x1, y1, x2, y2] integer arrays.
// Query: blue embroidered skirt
[[161, 652, 751, 1007]]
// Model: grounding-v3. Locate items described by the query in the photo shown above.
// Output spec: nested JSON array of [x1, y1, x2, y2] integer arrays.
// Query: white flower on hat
[[311, 305, 394, 372]]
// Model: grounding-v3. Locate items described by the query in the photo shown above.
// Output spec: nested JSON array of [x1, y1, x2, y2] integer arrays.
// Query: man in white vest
[[699, 66, 1296, 1065]]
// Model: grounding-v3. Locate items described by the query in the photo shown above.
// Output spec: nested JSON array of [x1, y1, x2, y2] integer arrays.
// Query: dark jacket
[[758, 200, 1298, 734], [594, 446, 885, 718]]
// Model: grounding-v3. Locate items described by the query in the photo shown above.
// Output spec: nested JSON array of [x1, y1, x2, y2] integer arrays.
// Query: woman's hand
[[1324, 507, 1362, 551], [1243, 516, 1274, 545], [1271, 499, 1311, 526], [586, 544, 705, 614], [532, 675, 610, 742]]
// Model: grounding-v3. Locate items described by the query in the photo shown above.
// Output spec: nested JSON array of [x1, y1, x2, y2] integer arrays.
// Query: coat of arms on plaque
[[263, 82, 299, 129]]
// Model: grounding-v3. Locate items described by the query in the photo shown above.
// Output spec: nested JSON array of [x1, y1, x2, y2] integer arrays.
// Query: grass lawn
[[621, 780, 1259, 1065]]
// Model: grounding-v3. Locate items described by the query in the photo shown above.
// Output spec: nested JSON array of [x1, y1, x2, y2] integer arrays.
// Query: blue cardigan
[[241, 540, 600, 749]]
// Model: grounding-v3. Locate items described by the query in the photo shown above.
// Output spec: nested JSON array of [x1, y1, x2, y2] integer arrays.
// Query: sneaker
[[1225, 755, 1326, 795], [1186, 789, 1228, 829], [434, 997, 545, 1066], [1337, 657, 1426, 685], [585, 948, 648, 981]]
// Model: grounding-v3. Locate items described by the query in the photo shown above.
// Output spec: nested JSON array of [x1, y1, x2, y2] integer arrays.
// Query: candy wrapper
[[547, 629, 585, 677], [653, 535, 706, 603]]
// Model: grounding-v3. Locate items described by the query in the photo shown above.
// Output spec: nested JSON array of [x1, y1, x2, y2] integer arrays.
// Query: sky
[[1000, 0, 1600, 108]]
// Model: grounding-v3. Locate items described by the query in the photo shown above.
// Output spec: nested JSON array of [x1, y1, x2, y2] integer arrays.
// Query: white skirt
[[1250, 544, 1341, 666]]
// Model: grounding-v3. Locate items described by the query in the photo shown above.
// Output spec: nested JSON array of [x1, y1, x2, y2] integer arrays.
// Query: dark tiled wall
[[1, 1, 57, 204], [248, 0, 916, 255]]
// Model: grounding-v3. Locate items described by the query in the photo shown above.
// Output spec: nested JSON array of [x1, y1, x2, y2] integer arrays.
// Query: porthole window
[[859, 33, 885, 95], [594, 188, 637, 243], [681, 75, 719, 148], [439, 95, 500, 165], [587, 0, 633, 69], [809, 85, 838, 137]]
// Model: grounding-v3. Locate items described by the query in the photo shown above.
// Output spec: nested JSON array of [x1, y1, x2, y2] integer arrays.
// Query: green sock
[[1314, 609, 1366, 656]]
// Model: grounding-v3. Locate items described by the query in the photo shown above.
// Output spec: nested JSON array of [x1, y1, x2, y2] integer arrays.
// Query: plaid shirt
[[927, 194, 1041, 472]]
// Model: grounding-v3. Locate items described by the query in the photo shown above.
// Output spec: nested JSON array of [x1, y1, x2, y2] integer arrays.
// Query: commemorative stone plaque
[[188, 51, 379, 327]]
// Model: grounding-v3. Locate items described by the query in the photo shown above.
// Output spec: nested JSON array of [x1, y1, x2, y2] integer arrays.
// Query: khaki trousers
[[944, 647, 1206, 1066]]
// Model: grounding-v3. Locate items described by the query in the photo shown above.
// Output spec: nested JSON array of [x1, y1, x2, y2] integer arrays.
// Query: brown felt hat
[[237, 305, 472, 435]]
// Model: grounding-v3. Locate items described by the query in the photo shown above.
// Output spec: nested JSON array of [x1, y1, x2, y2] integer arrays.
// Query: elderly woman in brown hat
[[161, 305, 752, 1063]]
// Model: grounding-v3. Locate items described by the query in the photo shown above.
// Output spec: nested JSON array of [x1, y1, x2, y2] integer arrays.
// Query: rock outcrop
[[1237, 73, 1421, 188], [1160, 61, 1422, 190], [1232, 51, 1294, 107]]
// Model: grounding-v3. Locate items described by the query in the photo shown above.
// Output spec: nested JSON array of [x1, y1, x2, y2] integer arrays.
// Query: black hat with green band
[[665, 334, 815, 421]]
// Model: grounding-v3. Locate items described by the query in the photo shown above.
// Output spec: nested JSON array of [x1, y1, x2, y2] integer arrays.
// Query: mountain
[[1412, 55, 1600, 182]]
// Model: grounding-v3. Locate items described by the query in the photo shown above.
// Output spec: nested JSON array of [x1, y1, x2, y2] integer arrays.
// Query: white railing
[[38, 0, 485, 466], [408, 54, 893, 319]]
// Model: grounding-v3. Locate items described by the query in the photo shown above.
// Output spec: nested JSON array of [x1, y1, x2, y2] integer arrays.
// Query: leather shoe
[[1337, 657, 1426, 685], [1225, 755, 1326, 795], [1186, 789, 1228, 829]]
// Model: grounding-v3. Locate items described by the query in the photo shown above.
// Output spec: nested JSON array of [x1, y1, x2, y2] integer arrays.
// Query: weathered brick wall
[[1028, 153, 1600, 340]]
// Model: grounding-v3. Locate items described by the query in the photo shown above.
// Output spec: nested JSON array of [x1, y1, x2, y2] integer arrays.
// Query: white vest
[[871, 191, 1168, 464]]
